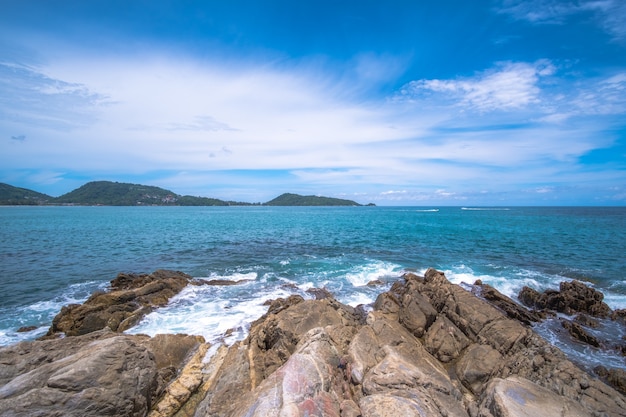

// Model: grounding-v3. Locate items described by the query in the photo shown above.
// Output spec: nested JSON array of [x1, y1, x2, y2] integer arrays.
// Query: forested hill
[[264, 193, 363, 206], [0, 183, 52, 205], [0, 182, 373, 206], [53, 181, 236, 206]]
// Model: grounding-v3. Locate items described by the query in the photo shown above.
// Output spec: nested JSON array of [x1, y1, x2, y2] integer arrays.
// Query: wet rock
[[306, 287, 334, 300], [45, 270, 192, 337], [561, 319, 601, 347], [477, 283, 544, 325], [15, 326, 37, 333], [518, 280, 611, 318], [574, 313, 600, 328], [195, 278, 252, 286]]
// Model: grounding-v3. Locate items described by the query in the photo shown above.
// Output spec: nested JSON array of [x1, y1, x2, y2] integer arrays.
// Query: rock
[[561, 319, 601, 347], [479, 376, 591, 417], [4, 268, 626, 417], [148, 342, 209, 417], [424, 315, 471, 362], [456, 343, 503, 394], [306, 287, 334, 300], [45, 270, 192, 337], [574, 313, 600, 328], [15, 325, 37, 332], [0, 331, 160, 417], [233, 328, 344, 417], [195, 278, 252, 286], [518, 280, 611, 318], [398, 289, 437, 338], [477, 283, 544, 325]]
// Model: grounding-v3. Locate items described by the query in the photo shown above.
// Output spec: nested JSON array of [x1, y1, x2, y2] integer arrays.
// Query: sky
[[1, 0, 625, 205]]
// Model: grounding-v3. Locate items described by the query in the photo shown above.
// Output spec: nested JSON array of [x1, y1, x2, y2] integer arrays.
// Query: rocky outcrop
[[45, 270, 193, 337], [519, 279, 611, 317], [0, 329, 204, 417], [517, 279, 626, 397], [2, 268, 625, 417], [182, 269, 626, 417]]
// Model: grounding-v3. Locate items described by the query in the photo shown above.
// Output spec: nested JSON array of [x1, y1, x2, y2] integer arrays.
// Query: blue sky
[[1, 0, 625, 205]]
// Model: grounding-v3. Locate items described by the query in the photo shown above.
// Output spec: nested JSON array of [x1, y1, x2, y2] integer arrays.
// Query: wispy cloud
[[399, 61, 555, 112], [166, 115, 237, 132], [0, 62, 108, 130], [497, 0, 626, 42]]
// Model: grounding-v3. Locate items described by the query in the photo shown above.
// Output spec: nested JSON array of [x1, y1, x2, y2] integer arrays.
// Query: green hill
[[264, 193, 362, 206], [0, 181, 371, 206], [0, 183, 53, 205], [53, 181, 234, 206]]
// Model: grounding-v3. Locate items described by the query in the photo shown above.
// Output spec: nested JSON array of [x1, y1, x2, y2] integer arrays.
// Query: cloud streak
[[399, 61, 555, 112], [497, 0, 626, 42]]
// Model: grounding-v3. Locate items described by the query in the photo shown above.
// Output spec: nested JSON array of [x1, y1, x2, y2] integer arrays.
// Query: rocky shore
[[1, 268, 625, 416]]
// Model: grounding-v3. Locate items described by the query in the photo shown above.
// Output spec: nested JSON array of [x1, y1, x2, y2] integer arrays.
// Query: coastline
[[1, 268, 624, 416]]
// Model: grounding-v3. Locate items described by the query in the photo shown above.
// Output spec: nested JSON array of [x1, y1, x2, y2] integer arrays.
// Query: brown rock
[[456, 343, 503, 395], [9, 267, 626, 417], [233, 328, 344, 417], [398, 290, 437, 338], [518, 280, 611, 318], [0, 332, 160, 417], [561, 319, 601, 347], [45, 269, 192, 337], [424, 315, 471, 363], [479, 376, 591, 417], [478, 283, 544, 325]]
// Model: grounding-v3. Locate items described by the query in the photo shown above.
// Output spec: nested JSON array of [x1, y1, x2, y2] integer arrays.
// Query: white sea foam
[[341, 291, 376, 307], [126, 280, 293, 345], [0, 280, 108, 346], [198, 272, 258, 282], [345, 261, 402, 287], [415, 209, 439, 212], [461, 207, 510, 211]]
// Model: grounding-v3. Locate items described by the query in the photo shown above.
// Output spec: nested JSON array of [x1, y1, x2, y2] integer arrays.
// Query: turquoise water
[[1, 206, 625, 367]]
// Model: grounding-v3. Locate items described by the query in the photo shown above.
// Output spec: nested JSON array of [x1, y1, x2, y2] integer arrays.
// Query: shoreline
[[1, 268, 625, 416]]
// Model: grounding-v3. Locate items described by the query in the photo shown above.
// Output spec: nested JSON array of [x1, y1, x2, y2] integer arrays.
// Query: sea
[[1, 206, 625, 371]]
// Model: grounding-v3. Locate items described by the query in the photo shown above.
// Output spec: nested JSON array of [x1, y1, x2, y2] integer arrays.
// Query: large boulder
[[479, 376, 591, 417], [0, 329, 205, 417], [0, 332, 159, 417]]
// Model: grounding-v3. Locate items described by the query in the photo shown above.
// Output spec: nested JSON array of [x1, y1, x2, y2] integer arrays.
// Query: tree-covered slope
[[0, 183, 53, 205], [264, 193, 362, 206], [53, 181, 181, 205], [51, 181, 249, 206]]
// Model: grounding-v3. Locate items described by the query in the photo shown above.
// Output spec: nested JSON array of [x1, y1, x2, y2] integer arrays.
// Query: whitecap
[[345, 261, 402, 287]]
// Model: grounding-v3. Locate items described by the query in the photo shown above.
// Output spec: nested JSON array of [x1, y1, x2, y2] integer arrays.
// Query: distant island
[[0, 181, 373, 207]]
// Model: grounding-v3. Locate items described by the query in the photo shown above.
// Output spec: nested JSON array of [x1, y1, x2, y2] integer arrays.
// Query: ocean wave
[[0, 280, 107, 346], [345, 260, 403, 287], [461, 207, 510, 211]]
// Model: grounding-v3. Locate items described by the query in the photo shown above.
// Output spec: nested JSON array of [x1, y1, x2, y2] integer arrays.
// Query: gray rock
[[0, 334, 159, 417], [479, 376, 591, 417]]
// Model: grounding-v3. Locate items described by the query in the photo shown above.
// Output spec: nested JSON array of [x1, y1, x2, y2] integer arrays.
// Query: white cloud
[[400, 61, 554, 112], [1, 49, 624, 204], [497, 0, 626, 41]]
